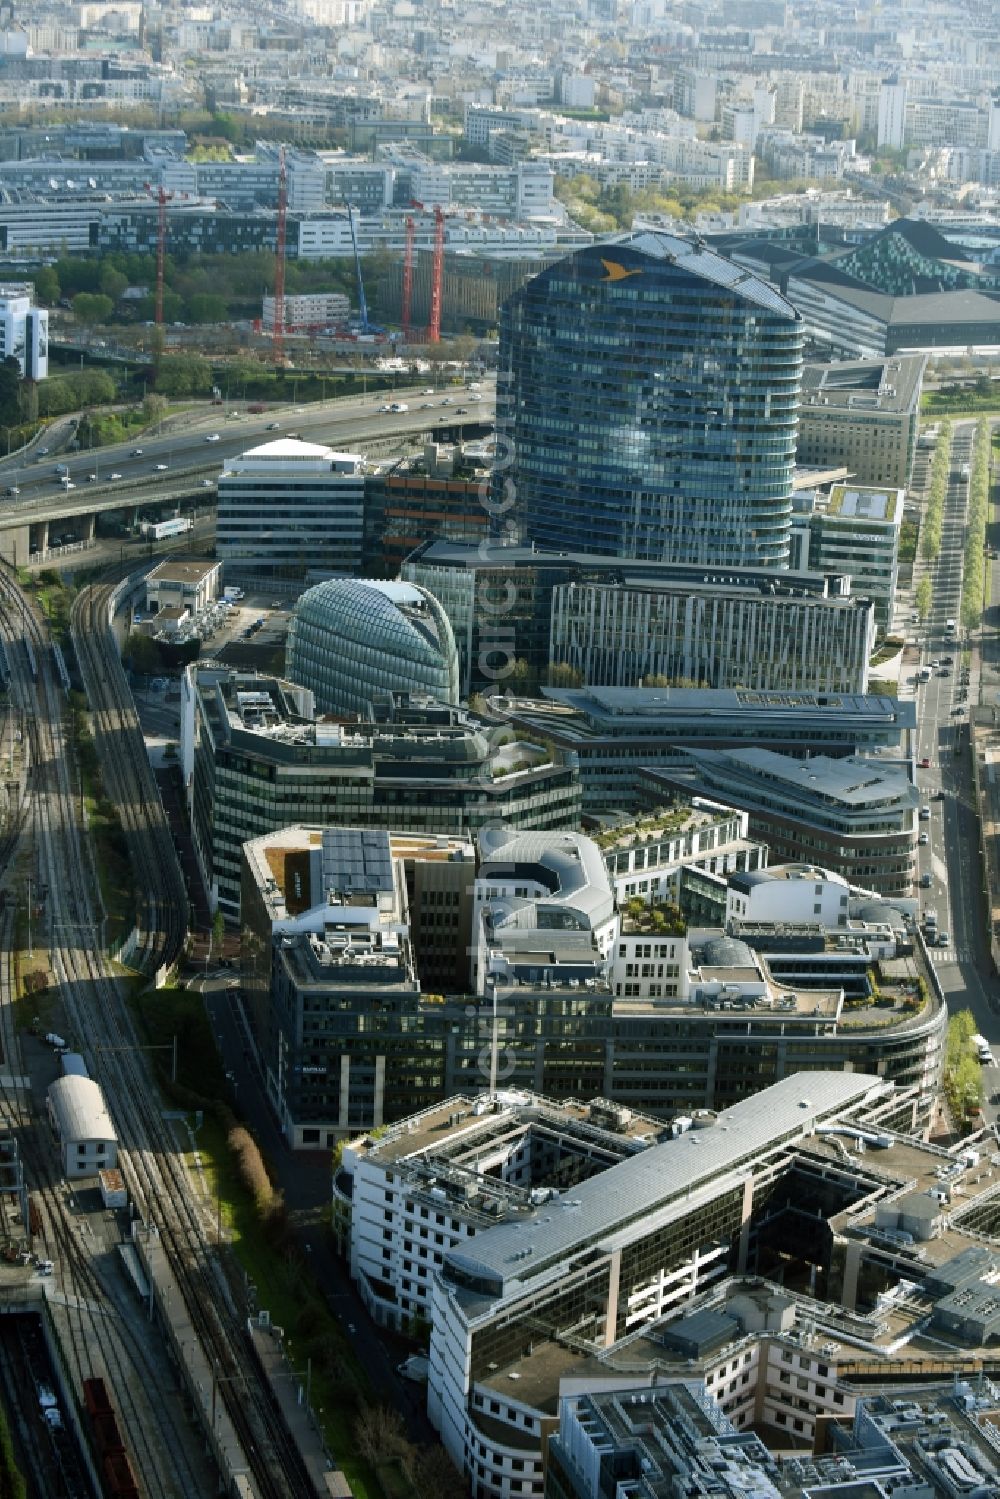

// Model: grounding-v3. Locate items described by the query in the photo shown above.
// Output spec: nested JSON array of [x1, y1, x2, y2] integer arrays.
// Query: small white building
[[261, 291, 350, 330], [47, 1076, 117, 1179], [145, 557, 221, 617]]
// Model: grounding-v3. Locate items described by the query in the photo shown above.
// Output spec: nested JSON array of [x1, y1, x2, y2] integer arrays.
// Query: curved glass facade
[[498, 232, 803, 567], [286, 579, 461, 715]]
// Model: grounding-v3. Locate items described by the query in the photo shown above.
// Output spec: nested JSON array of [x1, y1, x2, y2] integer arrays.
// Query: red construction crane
[[272, 146, 288, 364], [428, 204, 445, 344], [401, 213, 416, 339], [144, 182, 173, 328]]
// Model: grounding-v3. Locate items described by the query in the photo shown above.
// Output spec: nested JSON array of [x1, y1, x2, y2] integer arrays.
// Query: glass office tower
[[498, 232, 803, 567]]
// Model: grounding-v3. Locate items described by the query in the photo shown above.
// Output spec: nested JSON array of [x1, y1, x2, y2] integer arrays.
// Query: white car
[[205, 433, 221, 442], [201, 478, 214, 488], [110, 472, 122, 481], [155, 463, 169, 471]]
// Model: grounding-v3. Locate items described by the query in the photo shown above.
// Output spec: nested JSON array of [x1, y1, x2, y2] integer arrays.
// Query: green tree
[[187, 293, 228, 324], [915, 576, 933, 620], [545, 661, 583, 688], [99, 264, 128, 302], [72, 292, 114, 326], [33, 266, 60, 305], [155, 354, 213, 396], [0, 358, 21, 424], [124, 632, 161, 675], [143, 393, 168, 426]]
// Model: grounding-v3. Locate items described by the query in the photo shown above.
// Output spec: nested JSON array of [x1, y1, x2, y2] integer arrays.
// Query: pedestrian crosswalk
[[927, 947, 973, 964]]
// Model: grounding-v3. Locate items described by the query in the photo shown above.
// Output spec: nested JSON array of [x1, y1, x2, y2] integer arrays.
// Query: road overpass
[[0, 386, 495, 566]]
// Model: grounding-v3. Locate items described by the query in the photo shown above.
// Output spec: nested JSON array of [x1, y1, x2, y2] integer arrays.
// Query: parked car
[[918, 831, 929, 846]]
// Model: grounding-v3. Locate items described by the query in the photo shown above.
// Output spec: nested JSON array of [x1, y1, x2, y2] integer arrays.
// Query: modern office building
[[181, 670, 581, 917], [493, 687, 916, 813], [337, 1070, 1000, 1499], [791, 482, 904, 633], [472, 828, 619, 995], [646, 748, 919, 896], [596, 805, 768, 923], [546, 1340, 1000, 1499], [363, 466, 487, 576], [548, 574, 874, 693], [426, 1072, 890, 1496], [0, 283, 47, 379], [337, 1092, 669, 1331], [243, 820, 944, 1147], [403, 540, 871, 698], [498, 232, 803, 567], [215, 438, 365, 583], [285, 579, 460, 716], [241, 825, 471, 1146], [796, 356, 924, 488]]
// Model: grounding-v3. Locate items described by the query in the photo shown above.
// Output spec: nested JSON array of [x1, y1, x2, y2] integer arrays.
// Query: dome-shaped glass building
[[286, 579, 461, 715]]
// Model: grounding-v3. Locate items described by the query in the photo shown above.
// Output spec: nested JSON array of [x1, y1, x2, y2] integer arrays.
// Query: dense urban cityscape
[[3, 0, 1000, 1493]]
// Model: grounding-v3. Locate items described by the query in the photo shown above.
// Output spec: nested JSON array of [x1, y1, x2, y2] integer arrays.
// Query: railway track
[[70, 577, 188, 977], [0, 567, 317, 1499]]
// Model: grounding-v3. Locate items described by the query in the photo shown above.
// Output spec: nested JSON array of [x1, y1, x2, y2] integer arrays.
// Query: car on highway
[[155, 463, 169, 471], [455, 406, 469, 414], [5, 486, 18, 496], [378, 403, 391, 412], [38, 446, 49, 455], [201, 478, 213, 488], [267, 421, 281, 430], [918, 831, 929, 846], [87, 473, 98, 482], [920, 872, 932, 888], [110, 472, 122, 481], [131, 448, 143, 456], [938, 931, 951, 946], [919, 805, 931, 820]]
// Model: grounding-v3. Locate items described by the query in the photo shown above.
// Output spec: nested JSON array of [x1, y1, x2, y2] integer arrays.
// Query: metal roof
[[443, 1072, 884, 1301], [619, 232, 800, 319], [477, 828, 614, 928], [47, 1075, 117, 1145]]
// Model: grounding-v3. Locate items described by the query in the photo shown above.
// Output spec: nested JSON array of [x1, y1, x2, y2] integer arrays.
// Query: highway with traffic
[[0, 382, 496, 527]]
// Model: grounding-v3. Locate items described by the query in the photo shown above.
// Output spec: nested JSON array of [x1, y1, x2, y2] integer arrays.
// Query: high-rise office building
[[0, 283, 47, 379], [216, 438, 365, 583], [498, 233, 803, 567]]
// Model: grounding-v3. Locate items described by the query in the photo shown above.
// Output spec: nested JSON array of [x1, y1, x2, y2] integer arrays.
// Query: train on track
[[82, 1377, 140, 1499]]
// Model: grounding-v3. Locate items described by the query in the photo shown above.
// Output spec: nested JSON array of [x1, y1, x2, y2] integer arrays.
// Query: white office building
[[0, 284, 48, 379], [216, 438, 365, 583]]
